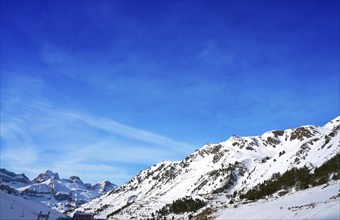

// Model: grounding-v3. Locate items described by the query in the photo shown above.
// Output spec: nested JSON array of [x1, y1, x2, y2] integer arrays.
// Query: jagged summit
[[75, 117, 339, 219], [94, 180, 117, 194], [70, 176, 84, 184], [0, 168, 30, 184], [0, 169, 117, 213], [34, 170, 59, 183]]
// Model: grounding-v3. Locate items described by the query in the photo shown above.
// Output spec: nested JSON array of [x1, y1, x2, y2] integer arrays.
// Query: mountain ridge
[[75, 116, 339, 219], [0, 169, 117, 213]]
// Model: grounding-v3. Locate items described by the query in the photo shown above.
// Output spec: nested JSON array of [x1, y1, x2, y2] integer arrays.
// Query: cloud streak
[[65, 112, 192, 151], [0, 75, 194, 184]]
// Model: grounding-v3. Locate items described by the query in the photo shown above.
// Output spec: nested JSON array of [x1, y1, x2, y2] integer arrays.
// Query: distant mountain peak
[[0, 168, 30, 184], [0, 169, 117, 213], [70, 176, 83, 184], [33, 170, 59, 183]]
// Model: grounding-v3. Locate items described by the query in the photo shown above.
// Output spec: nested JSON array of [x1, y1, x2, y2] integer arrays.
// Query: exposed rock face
[[34, 170, 59, 183], [0, 168, 30, 184]]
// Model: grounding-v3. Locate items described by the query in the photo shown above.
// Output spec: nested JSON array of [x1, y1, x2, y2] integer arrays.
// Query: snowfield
[[215, 181, 340, 220], [0, 190, 65, 220]]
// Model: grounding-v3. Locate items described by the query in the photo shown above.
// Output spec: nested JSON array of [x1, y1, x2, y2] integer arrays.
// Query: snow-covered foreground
[[0, 190, 66, 220], [214, 181, 340, 220]]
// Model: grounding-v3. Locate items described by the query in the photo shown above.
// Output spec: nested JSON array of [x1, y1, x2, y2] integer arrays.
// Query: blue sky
[[1, 1, 339, 185]]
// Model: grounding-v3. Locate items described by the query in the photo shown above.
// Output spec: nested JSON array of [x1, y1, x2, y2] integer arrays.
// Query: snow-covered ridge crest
[[76, 116, 339, 219]]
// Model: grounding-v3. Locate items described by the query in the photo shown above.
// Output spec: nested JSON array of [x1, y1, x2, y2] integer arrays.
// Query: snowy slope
[[0, 169, 117, 213], [76, 116, 339, 219], [214, 181, 340, 220], [0, 190, 66, 220]]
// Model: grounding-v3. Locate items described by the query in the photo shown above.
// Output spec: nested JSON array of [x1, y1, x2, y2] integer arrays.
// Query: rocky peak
[[0, 168, 30, 183], [94, 180, 117, 194], [70, 176, 83, 184], [1, 168, 117, 213], [33, 170, 59, 183], [289, 126, 319, 141]]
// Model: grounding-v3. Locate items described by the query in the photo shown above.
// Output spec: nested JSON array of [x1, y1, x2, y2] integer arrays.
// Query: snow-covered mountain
[[0, 169, 117, 213], [75, 116, 340, 219]]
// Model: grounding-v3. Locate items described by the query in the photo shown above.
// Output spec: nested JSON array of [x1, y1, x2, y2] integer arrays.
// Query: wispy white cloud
[[40, 43, 163, 95], [65, 112, 192, 152], [1, 146, 39, 167], [0, 75, 194, 184]]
